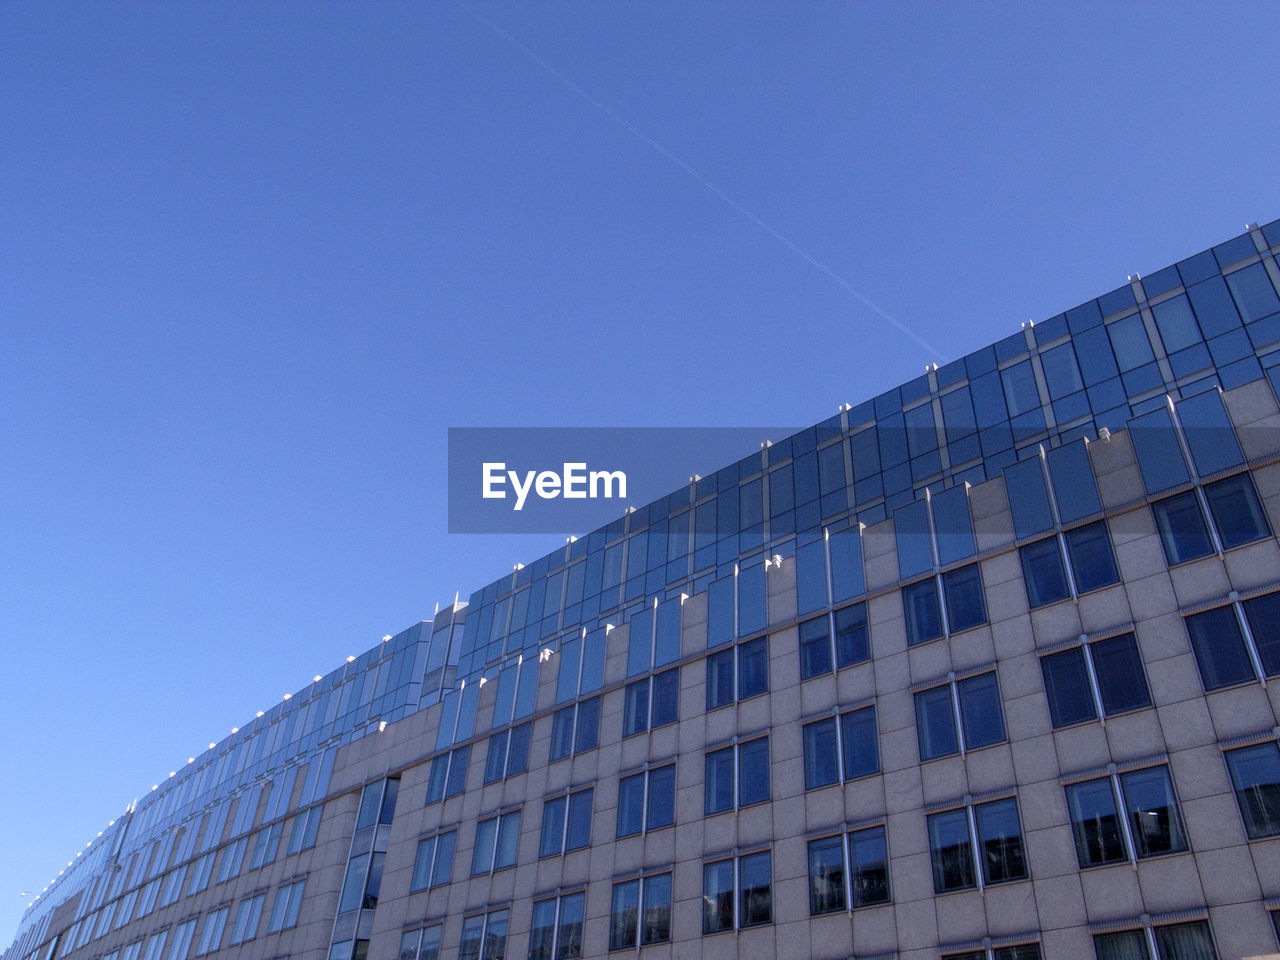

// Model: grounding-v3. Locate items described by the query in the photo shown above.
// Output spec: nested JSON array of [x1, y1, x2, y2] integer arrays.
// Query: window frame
[[548, 696, 602, 762], [622, 667, 680, 738], [1039, 632, 1152, 728], [805, 823, 891, 916], [914, 670, 1007, 761], [1064, 764, 1189, 869], [926, 795, 1027, 894], [410, 830, 456, 892], [483, 721, 532, 784], [267, 878, 305, 932], [1223, 740, 1280, 840], [903, 560, 988, 647], [615, 763, 676, 838], [538, 787, 594, 858], [797, 601, 871, 680], [425, 745, 471, 804], [706, 636, 770, 709], [801, 704, 879, 789], [704, 736, 771, 814], [701, 849, 772, 935], [470, 809, 522, 876], [528, 890, 586, 960]]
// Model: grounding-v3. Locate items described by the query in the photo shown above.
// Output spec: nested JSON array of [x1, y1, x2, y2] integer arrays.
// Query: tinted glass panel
[[1184, 606, 1255, 690], [915, 686, 958, 760], [958, 672, 1005, 749], [835, 603, 870, 667], [1021, 538, 1070, 608], [798, 616, 832, 679], [1152, 491, 1213, 564], [739, 851, 772, 927], [803, 718, 839, 790], [975, 798, 1026, 884], [807, 836, 845, 915], [1226, 262, 1280, 322], [1004, 456, 1055, 538], [1204, 473, 1269, 548], [1224, 742, 1280, 839], [1242, 592, 1280, 677], [1152, 295, 1202, 352], [1091, 634, 1151, 715], [1066, 779, 1124, 866], [903, 578, 943, 646], [1128, 407, 1191, 495], [1177, 389, 1244, 477], [894, 499, 934, 579], [705, 648, 734, 709], [739, 739, 770, 806], [840, 707, 879, 780], [849, 826, 889, 906], [928, 809, 975, 892], [738, 637, 769, 698], [942, 563, 986, 632], [1120, 767, 1186, 858], [1041, 648, 1096, 727], [932, 484, 976, 565], [1047, 440, 1102, 523], [1065, 521, 1119, 594]]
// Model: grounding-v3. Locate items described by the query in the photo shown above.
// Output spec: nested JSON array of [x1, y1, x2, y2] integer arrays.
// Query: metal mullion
[[646, 675, 655, 731], [550, 896, 563, 959], [560, 793, 570, 855], [1194, 485, 1225, 556], [833, 710, 846, 784], [823, 527, 835, 612], [641, 771, 650, 835], [965, 804, 984, 892], [937, 572, 951, 637], [1110, 774, 1138, 865], [950, 679, 967, 754], [1232, 600, 1267, 686], [636, 876, 646, 946], [1081, 643, 1108, 725], [733, 744, 741, 810], [1058, 532, 1079, 600], [732, 855, 741, 930], [1144, 925, 1160, 960]]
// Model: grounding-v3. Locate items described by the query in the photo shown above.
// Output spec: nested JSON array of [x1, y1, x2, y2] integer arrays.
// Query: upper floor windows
[[1020, 520, 1120, 608], [798, 602, 869, 679], [928, 796, 1026, 893], [802, 705, 878, 789], [944, 945, 1041, 960], [1153, 474, 1270, 565], [425, 745, 470, 803], [410, 830, 456, 891], [398, 924, 442, 960], [915, 671, 1006, 761], [458, 908, 508, 960], [706, 637, 768, 708], [229, 893, 264, 946], [286, 805, 322, 854], [623, 667, 679, 738], [1184, 591, 1280, 691], [549, 697, 601, 761], [1092, 919, 1216, 960], [268, 878, 305, 933], [1065, 764, 1187, 867], [1040, 632, 1151, 727], [529, 891, 585, 960], [617, 763, 675, 838], [902, 562, 988, 646], [484, 722, 532, 784], [705, 737, 770, 814], [609, 872, 672, 950], [703, 850, 772, 934], [193, 907, 228, 957], [539, 788, 592, 858], [471, 810, 521, 875], [806, 824, 889, 914], [1224, 740, 1280, 839]]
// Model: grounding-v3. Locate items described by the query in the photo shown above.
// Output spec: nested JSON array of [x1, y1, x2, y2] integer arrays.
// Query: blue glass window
[[1004, 456, 1055, 538], [1187, 276, 1243, 338], [1001, 361, 1040, 418], [1226, 262, 1280, 322], [932, 484, 976, 566], [1039, 343, 1084, 398], [1064, 521, 1119, 593], [1106, 315, 1155, 371], [1020, 537, 1068, 608], [1152, 295, 1202, 353], [1224, 742, 1280, 839], [795, 539, 828, 616], [942, 563, 986, 632], [1151, 491, 1213, 565], [1204, 473, 1270, 548], [1177, 389, 1244, 477], [1128, 407, 1191, 494], [1184, 606, 1255, 690], [828, 526, 865, 602], [1046, 441, 1101, 523], [903, 579, 943, 646], [894, 499, 934, 579]]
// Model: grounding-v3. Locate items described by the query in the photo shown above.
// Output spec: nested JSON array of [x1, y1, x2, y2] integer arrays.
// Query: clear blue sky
[[2, 0, 1277, 940]]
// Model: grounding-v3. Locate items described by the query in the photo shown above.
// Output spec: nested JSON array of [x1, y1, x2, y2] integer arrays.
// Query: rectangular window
[[1020, 537, 1070, 607], [194, 908, 227, 957], [141, 931, 166, 960], [616, 763, 676, 837], [528, 891, 585, 960], [943, 945, 1042, 960], [609, 872, 672, 950], [802, 705, 879, 789], [188, 852, 215, 894], [1041, 632, 1151, 727], [425, 745, 471, 803], [623, 668, 679, 737], [1184, 604, 1262, 691], [1092, 920, 1215, 960], [1224, 741, 1280, 839], [539, 788, 593, 858], [548, 697, 601, 761], [167, 919, 196, 960], [1152, 490, 1214, 565], [1064, 520, 1120, 593], [806, 824, 889, 915], [410, 830, 456, 891], [706, 637, 769, 708], [705, 737, 770, 814], [159, 866, 186, 908], [398, 924, 442, 960], [458, 909, 508, 960], [702, 850, 772, 935], [904, 562, 986, 644], [216, 837, 247, 883], [915, 671, 1006, 760], [248, 822, 283, 870], [483, 721, 532, 784], [471, 810, 521, 875], [286, 805, 322, 854], [1203, 473, 1270, 548], [1066, 765, 1187, 867], [229, 894, 263, 946], [928, 796, 1026, 893], [267, 879, 305, 932]]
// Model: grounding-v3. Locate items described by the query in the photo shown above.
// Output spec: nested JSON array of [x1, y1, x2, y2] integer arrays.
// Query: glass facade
[[9, 221, 1280, 960]]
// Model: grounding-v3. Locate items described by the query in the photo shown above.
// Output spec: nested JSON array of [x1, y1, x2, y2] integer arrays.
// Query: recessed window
[[616, 763, 676, 837], [1063, 521, 1120, 593], [410, 830, 455, 891], [943, 943, 1042, 960], [903, 578, 944, 645], [548, 697, 601, 761], [702, 850, 771, 934], [1041, 633, 1151, 727], [927, 796, 1026, 893], [483, 721, 531, 784], [248, 822, 283, 871], [1203, 473, 1270, 548], [798, 602, 871, 680], [609, 872, 672, 950], [539, 787, 593, 858], [425, 745, 471, 803], [915, 671, 1006, 761], [623, 667, 679, 737], [229, 894, 264, 946], [706, 636, 769, 709], [1184, 604, 1261, 691], [802, 705, 879, 789], [286, 805, 322, 854], [1152, 490, 1213, 564], [1066, 765, 1187, 867], [457, 909, 508, 960], [806, 824, 889, 915], [194, 907, 228, 957], [1224, 741, 1280, 839], [470, 810, 521, 875], [705, 737, 770, 814], [1092, 919, 1215, 960], [529, 891, 585, 960], [904, 562, 987, 645], [397, 924, 442, 960], [1020, 538, 1070, 607]]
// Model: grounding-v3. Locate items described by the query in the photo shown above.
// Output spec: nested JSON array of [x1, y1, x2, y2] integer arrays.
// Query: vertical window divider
[[832, 708, 846, 782], [948, 675, 967, 754], [1167, 396, 1225, 556], [732, 563, 741, 639], [841, 829, 854, 914], [1079, 636, 1108, 726], [1230, 594, 1267, 686], [732, 855, 741, 929], [822, 528, 838, 669], [1107, 771, 1138, 867], [1037, 444, 1080, 599], [964, 801, 984, 892], [925, 490, 952, 637], [1143, 926, 1161, 960]]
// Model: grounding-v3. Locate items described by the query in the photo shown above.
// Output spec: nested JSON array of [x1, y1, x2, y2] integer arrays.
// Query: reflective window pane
[[1041, 648, 1097, 728], [806, 836, 846, 915], [942, 563, 987, 632], [1224, 742, 1280, 839], [835, 603, 870, 667], [915, 686, 959, 761], [1184, 606, 1256, 691], [1066, 779, 1125, 866], [958, 672, 1006, 749], [903, 578, 943, 646], [927, 809, 975, 892], [1204, 473, 1270, 549], [974, 798, 1026, 884], [1091, 634, 1151, 715], [1021, 538, 1070, 608], [849, 825, 890, 907], [840, 706, 879, 780], [1120, 767, 1187, 858], [1152, 491, 1213, 565]]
